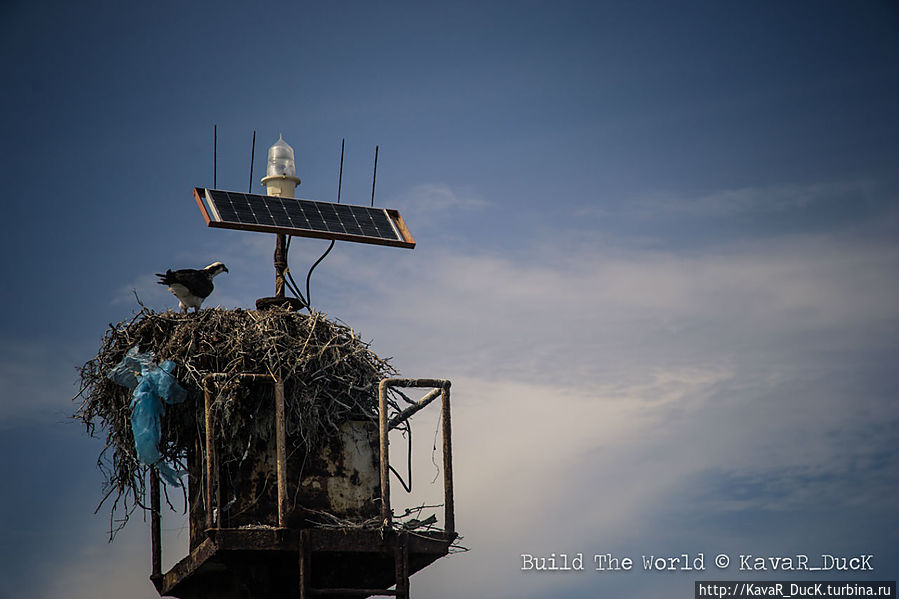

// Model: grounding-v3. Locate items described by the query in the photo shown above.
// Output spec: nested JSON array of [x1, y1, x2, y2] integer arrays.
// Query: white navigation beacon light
[[194, 133, 416, 248], [261, 135, 301, 198]]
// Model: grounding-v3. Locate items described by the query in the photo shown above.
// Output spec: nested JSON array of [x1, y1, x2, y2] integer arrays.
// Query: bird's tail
[[155, 270, 174, 285]]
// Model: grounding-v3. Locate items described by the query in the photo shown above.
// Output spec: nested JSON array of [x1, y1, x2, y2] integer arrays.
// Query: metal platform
[[154, 527, 457, 599], [147, 378, 458, 599]]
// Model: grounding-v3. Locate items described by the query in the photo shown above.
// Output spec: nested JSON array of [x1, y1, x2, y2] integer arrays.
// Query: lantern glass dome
[[266, 135, 296, 178]]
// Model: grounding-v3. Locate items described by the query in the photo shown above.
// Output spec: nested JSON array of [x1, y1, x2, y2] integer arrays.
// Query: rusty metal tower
[[149, 377, 456, 599], [144, 135, 458, 598]]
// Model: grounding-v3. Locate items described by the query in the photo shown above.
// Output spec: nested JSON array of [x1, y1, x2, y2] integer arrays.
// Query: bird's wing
[[161, 269, 214, 298]]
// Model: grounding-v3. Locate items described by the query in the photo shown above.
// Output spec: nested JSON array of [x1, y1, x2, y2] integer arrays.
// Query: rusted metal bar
[[395, 532, 409, 599], [150, 466, 162, 580], [379, 378, 454, 536], [202, 373, 276, 532], [203, 378, 214, 531], [275, 233, 287, 297], [378, 379, 392, 526], [299, 528, 310, 599], [383, 378, 448, 389], [308, 590, 399, 597], [388, 388, 441, 430], [441, 383, 455, 534], [274, 378, 288, 527]]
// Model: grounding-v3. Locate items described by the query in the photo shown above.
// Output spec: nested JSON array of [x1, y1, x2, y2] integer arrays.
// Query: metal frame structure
[[193, 188, 417, 249], [148, 376, 456, 598], [378, 378, 454, 534]]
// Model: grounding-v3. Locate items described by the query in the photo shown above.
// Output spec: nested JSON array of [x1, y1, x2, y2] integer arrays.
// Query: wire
[[280, 235, 310, 308], [305, 240, 334, 307], [389, 423, 413, 493], [304, 139, 344, 309], [286, 268, 309, 309], [283, 271, 302, 299]]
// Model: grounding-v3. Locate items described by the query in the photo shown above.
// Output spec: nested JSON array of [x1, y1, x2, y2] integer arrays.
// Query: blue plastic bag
[[108, 347, 187, 486]]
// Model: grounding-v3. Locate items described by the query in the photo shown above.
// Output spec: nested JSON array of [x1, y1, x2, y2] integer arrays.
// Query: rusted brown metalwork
[[274, 233, 287, 298], [388, 388, 440, 430], [440, 384, 455, 534], [394, 532, 409, 598], [154, 373, 456, 598], [159, 527, 455, 597], [150, 467, 162, 581], [378, 378, 455, 535], [299, 528, 311, 599], [378, 379, 392, 526], [202, 373, 277, 533], [274, 378, 288, 527], [203, 379, 214, 531], [310, 590, 400, 597]]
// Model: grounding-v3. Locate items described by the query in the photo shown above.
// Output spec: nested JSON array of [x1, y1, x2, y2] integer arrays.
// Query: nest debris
[[73, 306, 401, 536]]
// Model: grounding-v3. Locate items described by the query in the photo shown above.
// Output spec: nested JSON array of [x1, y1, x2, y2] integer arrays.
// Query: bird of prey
[[156, 262, 228, 313]]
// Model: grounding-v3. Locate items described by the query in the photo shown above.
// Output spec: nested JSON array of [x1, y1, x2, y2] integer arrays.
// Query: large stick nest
[[73, 307, 400, 536]]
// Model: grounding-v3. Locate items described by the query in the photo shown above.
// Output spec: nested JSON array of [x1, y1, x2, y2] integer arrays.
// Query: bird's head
[[204, 262, 229, 277]]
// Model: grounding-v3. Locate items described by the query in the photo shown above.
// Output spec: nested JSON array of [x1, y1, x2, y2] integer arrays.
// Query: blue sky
[[1, 1, 897, 597]]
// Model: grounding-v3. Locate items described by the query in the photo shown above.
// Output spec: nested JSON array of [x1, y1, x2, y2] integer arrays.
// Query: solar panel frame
[[193, 187, 415, 249]]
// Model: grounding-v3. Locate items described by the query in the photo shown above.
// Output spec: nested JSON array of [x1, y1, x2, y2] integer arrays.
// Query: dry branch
[[74, 307, 401, 537]]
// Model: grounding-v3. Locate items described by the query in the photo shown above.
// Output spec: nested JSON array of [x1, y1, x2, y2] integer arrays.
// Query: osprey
[[156, 262, 228, 313]]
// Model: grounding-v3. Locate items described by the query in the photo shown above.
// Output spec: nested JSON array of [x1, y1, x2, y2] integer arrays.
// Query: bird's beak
[[224, 267, 229, 273]]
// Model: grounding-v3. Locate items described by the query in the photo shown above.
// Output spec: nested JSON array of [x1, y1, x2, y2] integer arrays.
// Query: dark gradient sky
[[1, 2, 897, 598]]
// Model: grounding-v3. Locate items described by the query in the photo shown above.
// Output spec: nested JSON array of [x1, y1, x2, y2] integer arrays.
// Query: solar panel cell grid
[[195, 188, 413, 248]]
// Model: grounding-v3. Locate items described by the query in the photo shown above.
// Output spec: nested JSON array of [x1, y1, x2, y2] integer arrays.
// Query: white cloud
[[317, 228, 899, 596], [17, 217, 898, 598], [33, 512, 189, 599], [390, 183, 488, 228], [325, 231, 898, 387], [621, 180, 870, 218]]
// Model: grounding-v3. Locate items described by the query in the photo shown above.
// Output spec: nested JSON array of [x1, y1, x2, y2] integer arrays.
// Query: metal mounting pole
[[441, 383, 455, 534], [204, 379, 215, 531], [395, 531, 409, 599], [379, 379, 392, 526], [274, 234, 287, 298], [274, 379, 288, 527], [150, 467, 162, 581]]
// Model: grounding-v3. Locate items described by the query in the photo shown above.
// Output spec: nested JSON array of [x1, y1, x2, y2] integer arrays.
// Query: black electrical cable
[[283, 272, 302, 299], [389, 423, 413, 493], [305, 240, 334, 307], [286, 268, 309, 309], [280, 235, 310, 307], [305, 139, 344, 308]]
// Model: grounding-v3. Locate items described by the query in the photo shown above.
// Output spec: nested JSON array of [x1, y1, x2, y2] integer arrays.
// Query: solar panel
[[193, 188, 415, 249]]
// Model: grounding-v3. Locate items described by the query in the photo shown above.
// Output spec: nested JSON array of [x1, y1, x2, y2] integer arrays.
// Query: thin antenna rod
[[337, 138, 345, 203], [213, 124, 217, 189], [248, 130, 256, 193], [370, 145, 379, 207]]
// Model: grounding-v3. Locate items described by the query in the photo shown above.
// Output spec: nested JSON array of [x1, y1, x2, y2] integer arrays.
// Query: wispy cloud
[[573, 180, 876, 224], [20, 198, 897, 598], [631, 180, 871, 218], [391, 183, 488, 227], [317, 226, 899, 597]]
